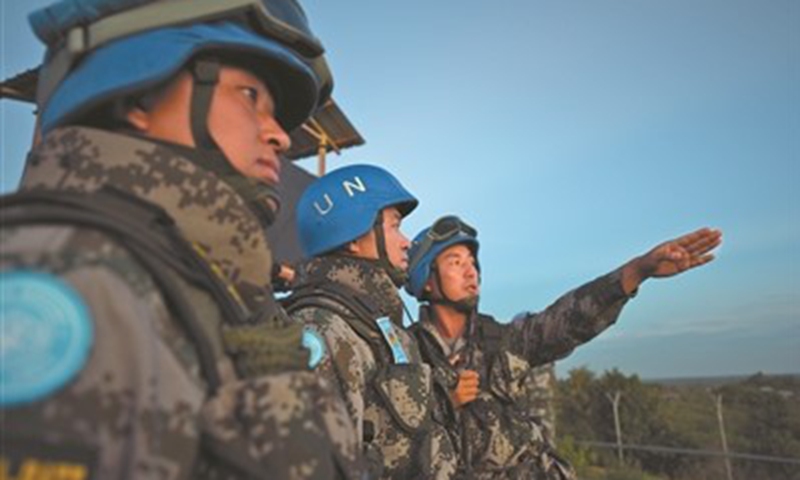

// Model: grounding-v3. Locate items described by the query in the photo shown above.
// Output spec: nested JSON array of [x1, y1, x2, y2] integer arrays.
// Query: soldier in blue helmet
[[0, 1, 363, 478], [405, 215, 723, 479], [285, 164, 458, 479]]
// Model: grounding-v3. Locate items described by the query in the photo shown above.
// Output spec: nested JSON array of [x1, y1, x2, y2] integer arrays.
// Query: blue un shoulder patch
[[1, 271, 94, 407], [301, 327, 326, 369]]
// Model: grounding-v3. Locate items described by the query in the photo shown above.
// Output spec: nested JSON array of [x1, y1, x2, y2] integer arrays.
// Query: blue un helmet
[[31, 0, 333, 136], [296, 164, 418, 284], [405, 215, 480, 302]]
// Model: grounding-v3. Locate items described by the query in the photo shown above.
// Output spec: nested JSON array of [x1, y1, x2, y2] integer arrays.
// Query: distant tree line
[[554, 368, 800, 480]]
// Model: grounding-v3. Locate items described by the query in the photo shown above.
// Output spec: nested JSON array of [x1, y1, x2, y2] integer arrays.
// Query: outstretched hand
[[621, 228, 723, 294]]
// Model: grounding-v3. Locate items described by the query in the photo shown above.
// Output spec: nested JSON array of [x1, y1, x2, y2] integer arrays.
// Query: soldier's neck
[[431, 303, 469, 340]]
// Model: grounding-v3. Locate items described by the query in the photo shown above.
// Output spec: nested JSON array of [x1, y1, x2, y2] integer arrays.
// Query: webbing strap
[[283, 283, 394, 364], [221, 320, 308, 375], [476, 314, 505, 364]]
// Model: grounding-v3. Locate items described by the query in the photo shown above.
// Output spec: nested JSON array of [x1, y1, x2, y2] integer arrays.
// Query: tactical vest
[[413, 312, 574, 480], [283, 282, 437, 476], [1, 187, 345, 479]]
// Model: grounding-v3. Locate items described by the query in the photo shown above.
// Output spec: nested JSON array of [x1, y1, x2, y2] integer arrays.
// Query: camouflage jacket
[[410, 270, 632, 479], [287, 255, 458, 480], [0, 127, 362, 479]]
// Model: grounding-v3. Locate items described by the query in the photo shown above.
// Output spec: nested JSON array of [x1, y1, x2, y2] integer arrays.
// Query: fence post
[[606, 391, 624, 464], [715, 394, 735, 480]]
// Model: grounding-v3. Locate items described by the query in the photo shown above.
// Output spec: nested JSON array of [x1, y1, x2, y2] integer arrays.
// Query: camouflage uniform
[[524, 363, 558, 441], [410, 269, 633, 479], [1, 127, 362, 479], [287, 255, 458, 480]]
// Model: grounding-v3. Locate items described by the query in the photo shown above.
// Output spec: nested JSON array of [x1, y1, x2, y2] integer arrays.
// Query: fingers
[[675, 228, 722, 272], [455, 386, 480, 405], [457, 370, 480, 394], [451, 370, 481, 407], [689, 253, 715, 269], [676, 228, 723, 256], [458, 370, 480, 388]]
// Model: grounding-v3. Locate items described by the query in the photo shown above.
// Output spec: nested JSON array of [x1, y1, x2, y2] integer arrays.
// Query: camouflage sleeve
[[506, 268, 631, 366], [1, 226, 205, 479]]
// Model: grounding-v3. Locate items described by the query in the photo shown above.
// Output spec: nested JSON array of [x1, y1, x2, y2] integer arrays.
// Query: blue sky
[[2, 0, 798, 378]]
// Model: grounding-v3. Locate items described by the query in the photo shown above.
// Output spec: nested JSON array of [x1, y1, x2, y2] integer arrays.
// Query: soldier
[[0, 0, 363, 478], [285, 165, 458, 479], [405, 215, 723, 479]]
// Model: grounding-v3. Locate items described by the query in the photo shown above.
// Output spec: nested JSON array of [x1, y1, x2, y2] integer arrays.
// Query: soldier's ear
[[346, 240, 361, 255], [126, 106, 151, 132]]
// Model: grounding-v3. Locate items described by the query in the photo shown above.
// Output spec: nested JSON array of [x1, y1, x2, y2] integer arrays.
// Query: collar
[[21, 126, 275, 311], [418, 304, 470, 361], [296, 254, 405, 326]]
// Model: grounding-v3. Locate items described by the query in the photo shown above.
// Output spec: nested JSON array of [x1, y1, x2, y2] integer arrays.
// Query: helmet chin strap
[[372, 210, 407, 288], [190, 58, 221, 151], [187, 57, 281, 227], [429, 265, 479, 314]]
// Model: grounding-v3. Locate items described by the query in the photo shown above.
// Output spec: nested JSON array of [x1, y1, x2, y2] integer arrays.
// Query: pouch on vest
[[373, 362, 433, 435]]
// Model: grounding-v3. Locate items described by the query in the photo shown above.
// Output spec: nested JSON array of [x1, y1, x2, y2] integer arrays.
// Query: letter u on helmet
[[405, 215, 480, 300], [296, 165, 418, 258], [31, 0, 333, 134]]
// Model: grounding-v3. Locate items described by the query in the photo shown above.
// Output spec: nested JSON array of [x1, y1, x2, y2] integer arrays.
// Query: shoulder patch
[[375, 317, 409, 364], [1, 271, 94, 407], [302, 327, 326, 369]]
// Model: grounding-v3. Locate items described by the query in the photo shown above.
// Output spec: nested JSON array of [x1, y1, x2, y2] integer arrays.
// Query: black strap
[[190, 59, 220, 151], [411, 326, 456, 388], [283, 282, 395, 364], [476, 313, 505, 364], [371, 210, 405, 287]]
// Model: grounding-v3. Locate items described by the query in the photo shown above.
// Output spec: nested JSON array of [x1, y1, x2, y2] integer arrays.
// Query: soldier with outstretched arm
[[405, 215, 722, 479]]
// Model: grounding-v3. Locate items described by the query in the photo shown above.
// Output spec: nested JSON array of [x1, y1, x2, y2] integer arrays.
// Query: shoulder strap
[[475, 313, 505, 364], [283, 282, 392, 362], [411, 324, 460, 391]]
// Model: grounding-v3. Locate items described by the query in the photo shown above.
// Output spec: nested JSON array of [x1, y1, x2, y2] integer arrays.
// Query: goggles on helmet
[[408, 215, 478, 271], [36, 0, 325, 107]]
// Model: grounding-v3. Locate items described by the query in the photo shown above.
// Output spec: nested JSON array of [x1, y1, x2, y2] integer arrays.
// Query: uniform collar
[[297, 254, 405, 326], [418, 305, 470, 361], [22, 126, 275, 311]]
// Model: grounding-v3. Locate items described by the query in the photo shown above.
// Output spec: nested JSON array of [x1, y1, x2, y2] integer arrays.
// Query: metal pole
[[317, 143, 327, 176], [606, 391, 623, 465], [716, 394, 734, 480]]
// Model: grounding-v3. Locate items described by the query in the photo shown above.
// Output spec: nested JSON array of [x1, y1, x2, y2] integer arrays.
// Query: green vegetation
[[555, 369, 800, 480]]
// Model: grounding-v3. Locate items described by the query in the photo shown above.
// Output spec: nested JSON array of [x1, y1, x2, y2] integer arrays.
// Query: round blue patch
[[301, 328, 325, 370], [1, 271, 94, 407]]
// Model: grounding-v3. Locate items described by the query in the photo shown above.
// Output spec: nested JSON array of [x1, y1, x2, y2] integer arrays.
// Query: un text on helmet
[[313, 176, 368, 215]]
